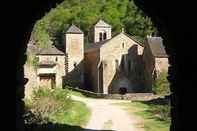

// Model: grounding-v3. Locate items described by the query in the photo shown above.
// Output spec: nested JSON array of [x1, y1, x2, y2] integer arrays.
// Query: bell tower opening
[[94, 19, 111, 43]]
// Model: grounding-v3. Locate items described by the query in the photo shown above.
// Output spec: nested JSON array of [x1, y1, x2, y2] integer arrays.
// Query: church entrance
[[119, 87, 127, 95]]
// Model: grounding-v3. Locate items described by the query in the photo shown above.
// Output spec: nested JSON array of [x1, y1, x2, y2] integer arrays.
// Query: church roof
[[95, 19, 111, 28], [66, 24, 83, 34], [85, 32, 143, 52], [146, 37, 168, 58], [37, 46, 64, 55]]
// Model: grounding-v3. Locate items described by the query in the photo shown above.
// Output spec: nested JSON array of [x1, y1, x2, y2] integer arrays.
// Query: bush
[[24, 88, 90, 127], [151, 104, 171, 122], [153, 71, 170, 95], [24, 88, 71, 124], [33, 88, 71, 101], [26, 54, 39, 68]]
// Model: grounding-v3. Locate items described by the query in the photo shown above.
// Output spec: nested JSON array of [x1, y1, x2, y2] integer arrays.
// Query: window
[[103, 32, 107, 40], [55, 57, 58, 62], [121, 56, 125, 71], [99, 32, 103, 41], [122, 42, 125, 48]]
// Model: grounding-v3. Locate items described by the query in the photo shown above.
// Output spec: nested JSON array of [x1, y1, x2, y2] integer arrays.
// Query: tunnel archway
[[16, 1, 196, 131]]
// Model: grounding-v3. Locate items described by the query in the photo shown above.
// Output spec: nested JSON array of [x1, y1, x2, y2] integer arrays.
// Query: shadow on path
[[25, 123, 116, 131]]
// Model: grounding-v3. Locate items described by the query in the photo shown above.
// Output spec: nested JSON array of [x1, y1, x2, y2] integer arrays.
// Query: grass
[[50, 100, 91, 127], [115, 101, 170, 131], [24, 88, 91, 130], [68, 89, 86, 98]]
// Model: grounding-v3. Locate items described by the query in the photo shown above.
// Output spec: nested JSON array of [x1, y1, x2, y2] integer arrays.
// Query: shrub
[[26, 54, 39, 69], [25, 88, 72, 124], [32, 55, 39, 68], [153, 71, 170, 95], [24, 88, 91, 127], [151, 104, 171, 122]]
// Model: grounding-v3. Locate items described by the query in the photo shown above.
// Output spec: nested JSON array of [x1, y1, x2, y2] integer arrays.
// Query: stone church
[[25, 19, 169, 96]]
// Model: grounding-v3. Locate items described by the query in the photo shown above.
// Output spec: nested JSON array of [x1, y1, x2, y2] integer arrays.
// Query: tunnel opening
[[16, 0, 196, 131]]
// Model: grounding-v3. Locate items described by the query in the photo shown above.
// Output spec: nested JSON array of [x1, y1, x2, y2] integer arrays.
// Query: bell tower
[[94, 19, 111, 43], [65, 24, 84, 87]]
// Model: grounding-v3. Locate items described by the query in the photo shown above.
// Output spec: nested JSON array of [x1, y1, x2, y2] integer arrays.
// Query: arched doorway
[[119, 87, 127, 95]]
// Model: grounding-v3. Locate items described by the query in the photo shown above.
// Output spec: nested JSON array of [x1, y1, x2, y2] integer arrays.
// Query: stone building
[[84, 20, 145, 94], [64, 24, 84, 87], [36, 46, 65, 88], [143, 36, 169, 91], [25, 19, 169, 96]]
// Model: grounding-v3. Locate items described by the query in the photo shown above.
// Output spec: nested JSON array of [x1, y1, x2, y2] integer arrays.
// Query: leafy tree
[[31, 0, 156, 49]]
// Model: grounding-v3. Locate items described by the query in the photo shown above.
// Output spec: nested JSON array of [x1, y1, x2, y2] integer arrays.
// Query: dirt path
[[71, 95, 144, 131]]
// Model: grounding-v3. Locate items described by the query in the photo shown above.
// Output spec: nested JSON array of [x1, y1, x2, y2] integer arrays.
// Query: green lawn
[[115, 101, 170, 131], [68, 89, 86, 98]]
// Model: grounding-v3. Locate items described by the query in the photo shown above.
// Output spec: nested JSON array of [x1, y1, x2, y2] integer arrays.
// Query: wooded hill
[[31, 0, 156, 49]]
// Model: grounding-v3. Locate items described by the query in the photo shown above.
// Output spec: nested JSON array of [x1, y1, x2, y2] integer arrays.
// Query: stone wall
[[155, 57, 169, 74], [142, 41, 169, 91], [100, 33, 144, 94], [24, 64, 38, 99], [84, 33, 145, 94], [37, 55, 65, 88], [84, 50, 100, 92], [142, 43, 155, 91]]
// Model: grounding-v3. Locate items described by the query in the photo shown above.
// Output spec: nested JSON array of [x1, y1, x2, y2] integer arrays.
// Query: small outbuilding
[[36, 46, 65, 89], [143, 36, 169, 91]]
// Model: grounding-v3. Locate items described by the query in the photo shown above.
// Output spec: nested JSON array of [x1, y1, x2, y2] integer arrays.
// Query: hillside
[[31, 0, 156, 49]]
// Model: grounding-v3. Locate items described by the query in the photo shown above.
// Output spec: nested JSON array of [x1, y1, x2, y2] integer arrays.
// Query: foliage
[[24, 88, 90, 127], [150, 104, 171, 122], [32, 0, 156, 49], [68, 90, 86, 98], [153, 71, 170, 95], [26, 54, 39, 68]]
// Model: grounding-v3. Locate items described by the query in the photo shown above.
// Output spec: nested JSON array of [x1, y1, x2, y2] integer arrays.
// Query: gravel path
[[71, 95, 144, 131]]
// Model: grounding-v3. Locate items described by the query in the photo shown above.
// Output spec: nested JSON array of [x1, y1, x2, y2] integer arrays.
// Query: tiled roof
[[85, 39, 110, 52], [95, 19, 111, 27], [146, 37, 168, 58], [66, 24, 83, 34], [27, 44, 39, 54], [37, 46, 64, 55]]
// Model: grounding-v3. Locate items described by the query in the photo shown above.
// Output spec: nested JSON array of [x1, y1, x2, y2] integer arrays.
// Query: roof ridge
[[95, 19, 111, 27], [66, 24, 83, 34]]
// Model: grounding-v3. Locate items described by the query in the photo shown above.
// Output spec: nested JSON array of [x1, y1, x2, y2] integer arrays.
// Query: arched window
[[99, 32, 103, 41], [121, 56, 125, 71], [122, 42, 125, 48], [103, 32, 107, 40], [115, 59, 119, 70]]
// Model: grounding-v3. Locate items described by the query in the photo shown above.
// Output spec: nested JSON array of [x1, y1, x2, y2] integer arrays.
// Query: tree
[[32, 0, 156, 49]]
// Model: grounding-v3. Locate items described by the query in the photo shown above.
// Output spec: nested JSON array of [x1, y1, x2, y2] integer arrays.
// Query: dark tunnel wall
[[16, 0, 196, 131], [134, 0, 196, 130], [16, 1, 64, 131]]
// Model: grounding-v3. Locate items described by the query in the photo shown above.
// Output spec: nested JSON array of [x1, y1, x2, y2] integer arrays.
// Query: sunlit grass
[[115, 101, 170, 131]]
